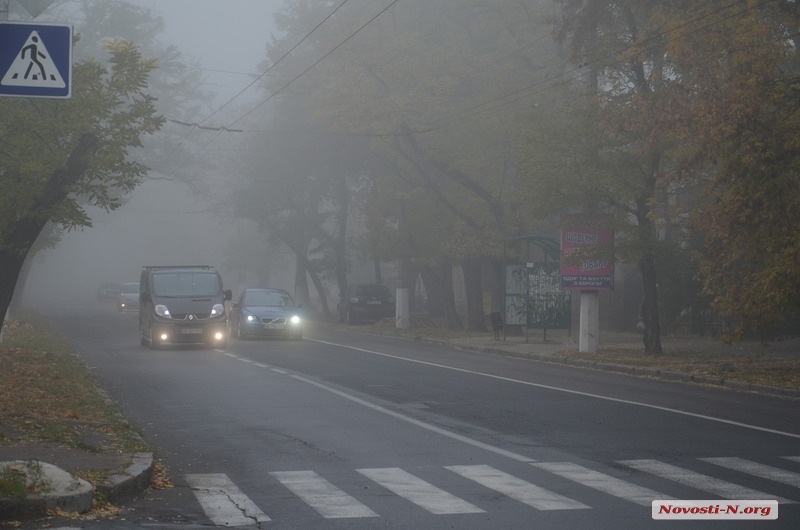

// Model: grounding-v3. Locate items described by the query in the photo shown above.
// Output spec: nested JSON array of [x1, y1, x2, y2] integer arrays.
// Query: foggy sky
[[133, 0, 285, 103]]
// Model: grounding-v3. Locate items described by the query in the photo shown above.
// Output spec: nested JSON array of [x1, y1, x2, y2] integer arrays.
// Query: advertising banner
[[560, 214, 614, 290]]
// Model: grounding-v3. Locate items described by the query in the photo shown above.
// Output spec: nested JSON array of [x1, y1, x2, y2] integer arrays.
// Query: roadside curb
[[0, 452, 153, 522], [0, 461, 92, 521], [95, 452, 155, 505], [432, 339, 800, 400]]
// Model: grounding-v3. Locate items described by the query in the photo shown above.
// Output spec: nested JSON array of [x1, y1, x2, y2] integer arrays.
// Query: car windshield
[[356, 285, 390, 297], [152, 272, 220, 297], [243, 290, 293, 307], [120, 283, 139, 293]]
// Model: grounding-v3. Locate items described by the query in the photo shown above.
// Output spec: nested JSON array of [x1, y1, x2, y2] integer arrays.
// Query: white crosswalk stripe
[[532, 461, 673, 506], [185, 473, 271, 526], [270, 470, 378, 519], [701, 457, 800, 489], [619, 459, 794, 503], [186, 457, 800, 525], [446, 464, 590, 510], [358, 467, 485, 514]]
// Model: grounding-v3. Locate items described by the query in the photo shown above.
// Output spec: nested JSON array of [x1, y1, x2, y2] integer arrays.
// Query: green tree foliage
[[262, 0, 560, 330], [538, 0, 800, 345], [0, 39, 164, 330], [532, 0, 688, 353], [59, 0, 214, 183], [231, 97, 372, 314], [254, 0, 797, 341], [654, 0, 800, 339]]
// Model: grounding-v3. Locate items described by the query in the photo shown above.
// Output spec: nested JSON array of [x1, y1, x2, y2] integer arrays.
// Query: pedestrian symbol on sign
[[1, 30, 65, 88]]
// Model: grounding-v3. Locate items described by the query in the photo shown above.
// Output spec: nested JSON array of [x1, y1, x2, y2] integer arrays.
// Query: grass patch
[[353, 316, 799, 391], [556, 347, 800, 390], [0, 315, 147, 455], [0, 461, 50, 498]]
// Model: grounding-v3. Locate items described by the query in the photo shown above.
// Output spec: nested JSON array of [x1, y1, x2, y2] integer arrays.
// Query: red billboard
[[560, 214, 614, 289]]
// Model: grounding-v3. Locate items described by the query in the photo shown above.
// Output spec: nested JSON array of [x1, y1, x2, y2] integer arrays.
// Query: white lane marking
[[307, 338, 800, 440], [238, 358, 253, 363], [532, 461, 671, 506], [445, 465, 589, 511], [253, 362, 269, 368], [784, 456, 800, 464], [185, 473, 271, 526], [291, 374, 535, 463], [272, 368, 288, 374], [270, 470, 378, 519], [619, 459, 794, 503], [701, 457, 800, 489], [224, 352, 238, 358], [358, 467, 485, 514]]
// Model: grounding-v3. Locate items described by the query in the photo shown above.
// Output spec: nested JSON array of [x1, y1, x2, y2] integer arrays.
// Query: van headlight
[[211, 303, 225, 316], [155, 304, 171, 318], [289, 315, 301, 325]]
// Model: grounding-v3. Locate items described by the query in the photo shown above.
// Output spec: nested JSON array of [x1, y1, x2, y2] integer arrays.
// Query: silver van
[[139, 265, 232, 350]]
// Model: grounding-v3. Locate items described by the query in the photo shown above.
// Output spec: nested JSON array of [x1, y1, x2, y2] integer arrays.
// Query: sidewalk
[[432, 328, 800, 399]]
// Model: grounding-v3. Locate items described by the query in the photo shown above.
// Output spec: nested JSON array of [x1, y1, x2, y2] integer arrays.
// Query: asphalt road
[[30, 303, 800, 529]]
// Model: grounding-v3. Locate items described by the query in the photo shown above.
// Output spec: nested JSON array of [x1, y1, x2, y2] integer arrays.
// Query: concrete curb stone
[[94, 452, 154, 505], [0, 461, 92, 521], [0, 452, 154, 522]]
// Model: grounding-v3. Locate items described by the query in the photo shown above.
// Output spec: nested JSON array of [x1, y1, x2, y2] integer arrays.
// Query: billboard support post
[[579, 290, 599, 353]]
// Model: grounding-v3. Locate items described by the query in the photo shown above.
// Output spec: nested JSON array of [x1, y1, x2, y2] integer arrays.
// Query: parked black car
[[97, 282, 120, 302], [337, 284, 395, 324], [229, 288, 304, 340]]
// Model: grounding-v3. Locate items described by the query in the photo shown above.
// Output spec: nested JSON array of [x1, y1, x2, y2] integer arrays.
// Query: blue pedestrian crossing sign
[[0, 22, 71, 98]]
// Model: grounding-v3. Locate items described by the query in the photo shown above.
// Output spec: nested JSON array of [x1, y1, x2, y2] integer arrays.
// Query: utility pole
[[395, 200, 410, 329]]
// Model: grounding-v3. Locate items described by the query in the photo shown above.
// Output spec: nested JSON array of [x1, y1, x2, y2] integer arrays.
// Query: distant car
[[229, 288, 303, 340], [116, 282, 140, 312], [337, 284, 395, 324], [97, 282, 120, 302]]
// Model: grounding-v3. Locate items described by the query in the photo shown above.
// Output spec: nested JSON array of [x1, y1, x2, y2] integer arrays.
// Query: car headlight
[[289, 315, 301, 325], [245, 312, 257, 323], [211, 303, 224, 317], [155, 304, 171, 318]]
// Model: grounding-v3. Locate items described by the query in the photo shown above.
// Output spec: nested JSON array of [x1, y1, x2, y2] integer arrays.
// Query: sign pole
[[579, 290, 599, 353]]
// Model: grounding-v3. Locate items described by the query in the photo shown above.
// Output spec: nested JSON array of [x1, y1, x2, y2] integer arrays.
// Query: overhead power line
[[200, 0, 401, 149], [177, 0, 353, 145]]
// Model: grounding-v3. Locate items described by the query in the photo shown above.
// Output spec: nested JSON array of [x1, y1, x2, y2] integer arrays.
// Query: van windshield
[[152, 272, 220, 298]]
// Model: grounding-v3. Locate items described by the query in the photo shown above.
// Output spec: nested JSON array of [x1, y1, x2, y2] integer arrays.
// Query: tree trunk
[[309, 270, 330, 316], [335, 173, 349, 297], [461, 257, 486, 332], [293, 254, 310, 307], [421, 263, 462, 330], [0, 133, 99, 334], [0, 250, 29, 334], [640, 251, 663, 354], [8, 252, 34, 318], [487, 257, 504, 312]]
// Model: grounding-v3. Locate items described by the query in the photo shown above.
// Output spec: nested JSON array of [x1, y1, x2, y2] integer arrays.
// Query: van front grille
[[172, 313, 212, 321]]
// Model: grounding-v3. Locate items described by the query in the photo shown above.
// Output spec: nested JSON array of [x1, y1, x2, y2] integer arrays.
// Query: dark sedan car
[[229, 288, 303, 340], [337, 283, 395, 324], [116, 282, 140, 312]]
